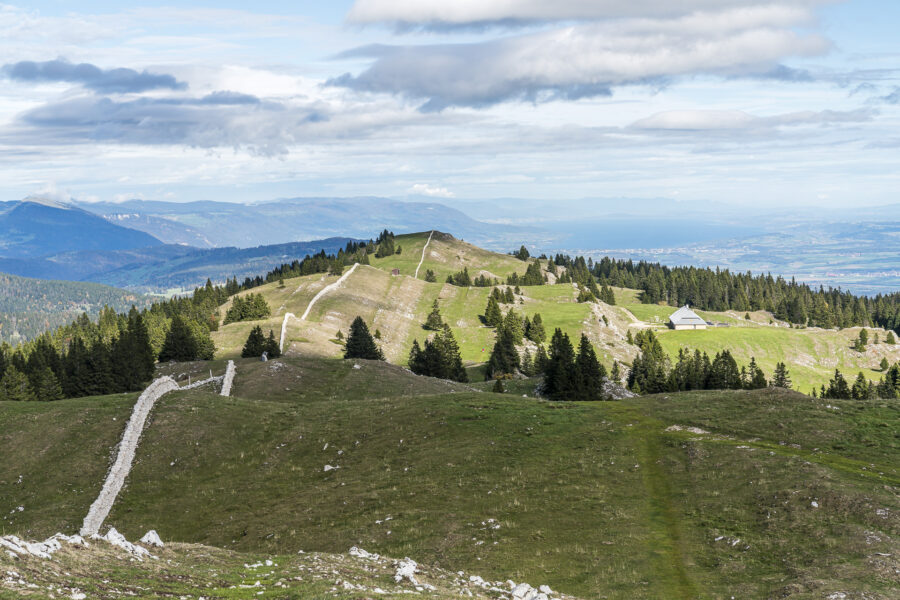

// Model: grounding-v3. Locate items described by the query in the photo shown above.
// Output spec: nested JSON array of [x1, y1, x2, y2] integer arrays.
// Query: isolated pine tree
[[887, 331, 896, 345], [265, 330, 281, 358], [424, 269, 437, 283], [344, 316, 384, 360], [241, 326, 266, 358], [424, 300, 444, 330], [880, 357, 890, 371], [611, 360, 621, 384]]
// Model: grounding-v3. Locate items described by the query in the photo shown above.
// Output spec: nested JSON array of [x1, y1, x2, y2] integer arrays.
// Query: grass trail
[[614, 405, 700, 599]]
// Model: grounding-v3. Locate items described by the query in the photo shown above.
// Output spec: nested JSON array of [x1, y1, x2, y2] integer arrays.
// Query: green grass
[[3, 360, 896, 598]]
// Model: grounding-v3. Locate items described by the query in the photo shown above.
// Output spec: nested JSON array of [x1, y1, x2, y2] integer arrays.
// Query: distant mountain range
[[0, 198, 162, 258], [0, 197, 535, 292], [76, 197, 537, 249]]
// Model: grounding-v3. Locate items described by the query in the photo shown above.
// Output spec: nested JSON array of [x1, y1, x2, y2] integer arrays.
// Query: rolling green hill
[[1, 356, 896, 598], [2, 230, 898, 599], [212, 231, 899, 391]]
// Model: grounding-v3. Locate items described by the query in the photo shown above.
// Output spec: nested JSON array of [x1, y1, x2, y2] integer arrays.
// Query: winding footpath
[[81, 365, 235, 536], [279, 263, 360, 352], [414, 230, 434, 280]]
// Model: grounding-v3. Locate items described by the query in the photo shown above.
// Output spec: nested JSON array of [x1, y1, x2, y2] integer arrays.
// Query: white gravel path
[[279, 263, 360, 351], [414, 230, 434, 280]]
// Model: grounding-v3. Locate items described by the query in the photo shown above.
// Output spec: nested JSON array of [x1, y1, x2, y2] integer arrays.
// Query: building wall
[[672, 323, 707, 330]]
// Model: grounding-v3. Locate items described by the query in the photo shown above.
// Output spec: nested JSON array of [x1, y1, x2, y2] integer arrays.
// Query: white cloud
[[408, 183, 454, 197], [333, 7, 830, 109], [347, 0, 832, 26], [630, 108, 875, 131]]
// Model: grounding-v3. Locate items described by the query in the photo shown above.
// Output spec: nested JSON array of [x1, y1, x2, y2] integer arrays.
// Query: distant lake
[[556, 218, 762, 249]]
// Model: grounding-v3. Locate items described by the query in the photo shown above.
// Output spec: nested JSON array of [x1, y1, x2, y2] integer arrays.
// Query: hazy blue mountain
[[77, 197, 539, 248], [0, 199, 162, 258], [0, 238, 356, 292]]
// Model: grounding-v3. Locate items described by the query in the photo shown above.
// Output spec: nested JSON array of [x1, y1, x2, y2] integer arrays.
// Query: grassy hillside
[[210, 232, 897, 392], [1, 357, 896, 598]]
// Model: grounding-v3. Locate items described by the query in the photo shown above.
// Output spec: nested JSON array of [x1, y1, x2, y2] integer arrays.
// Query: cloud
[[408, 183, 454, 197], [1, 59, 186, 93], [630, 109, 875, 131], [331, 7, 829, 110], [347, 0, 832, 28], [11, 94, 310, 156], [880, 87, 900, 104]]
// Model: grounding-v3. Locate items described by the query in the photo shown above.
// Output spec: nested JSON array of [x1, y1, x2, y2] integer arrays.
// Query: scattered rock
[[394, 557, 419, 584], [139, 530, 164, 548]]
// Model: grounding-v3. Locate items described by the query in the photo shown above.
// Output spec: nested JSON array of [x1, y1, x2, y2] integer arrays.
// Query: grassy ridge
[[2, 357, 895, 598]]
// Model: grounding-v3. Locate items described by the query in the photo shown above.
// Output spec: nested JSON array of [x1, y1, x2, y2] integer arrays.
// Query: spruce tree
[[826, 369, 851, 399], [611, 360, 621, 384], [887, 331, 896, 345], [484, 296, 503, 327], [851, 372, 870, 400], [492, 378, 506, 393], [0, 365, 35, 401], [880, 357, 890, 371], [424, 300, 444, 330], [265, 330, 281, 358], [526, 313, 546, 343], [424, 269, 437, 283], [544, 329, 577, 400], [241, 326, 266, 358], [575, 334, 605, 401], [772, 362, 792, 388], [159, 315, 198, 362], [485, 328, 519, 380], [33, 367, 62, 401], [344, 316, 384, 360]]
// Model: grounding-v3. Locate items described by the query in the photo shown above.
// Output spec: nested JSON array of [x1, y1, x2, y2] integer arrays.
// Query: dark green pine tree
[[344, 316, 384, 360], [484, 296, 503, 327], [33, 367, 63, 401], [526, 313, 546, 343], [265, 330, 281, 358], [534, 344, 549, 374], [772, 362, 792, 388], [485, 328, 519, 380], [0, 365, 35, 401], [424, 269, 437, 283], [544, 328, 577, 400], [492, 378, 506, 393], [851, 372, 871, 400], [825, 369, 851, 399], [745, 357, 768, 389], [611, 360, 621, 384], [575, 334, 605, 401], [424, 300, 444, 330], [159, 315, 199, 362], [241, 326, 267, 358]]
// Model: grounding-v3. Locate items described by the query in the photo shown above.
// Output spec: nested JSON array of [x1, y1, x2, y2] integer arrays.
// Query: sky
[[1, 0, 898, 208]]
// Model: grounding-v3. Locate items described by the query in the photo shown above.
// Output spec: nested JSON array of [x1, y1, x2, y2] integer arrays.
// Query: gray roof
[[669, 305, 706, 325]]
